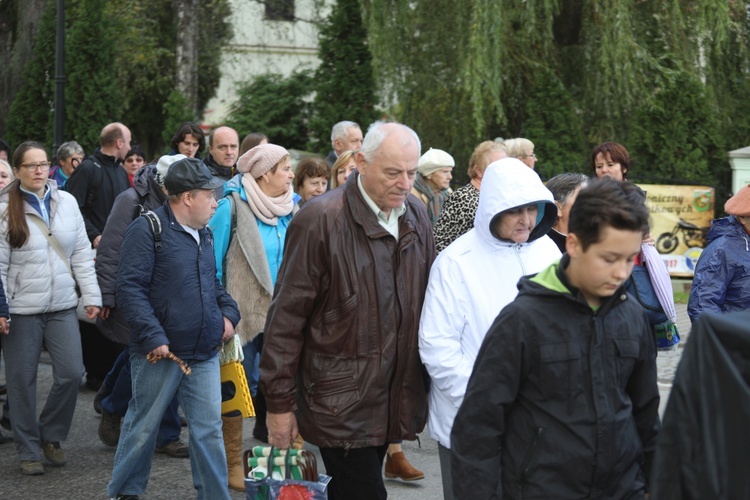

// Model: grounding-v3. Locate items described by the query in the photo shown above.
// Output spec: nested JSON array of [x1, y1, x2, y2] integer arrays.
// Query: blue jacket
[[210, 174, 294, 285], [116, 202, 240, 360], [688, 216, 750, 323]]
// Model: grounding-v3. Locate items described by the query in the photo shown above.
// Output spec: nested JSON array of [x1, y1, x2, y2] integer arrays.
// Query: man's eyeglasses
[[18, 161, 52, 172]]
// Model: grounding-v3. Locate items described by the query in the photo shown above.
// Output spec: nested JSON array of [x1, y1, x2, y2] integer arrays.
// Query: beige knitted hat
[[418, 148, 455, 177], [236, 144, 289, 178]]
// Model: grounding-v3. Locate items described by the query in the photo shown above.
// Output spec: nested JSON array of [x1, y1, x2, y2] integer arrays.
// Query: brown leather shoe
[[385, 451, 424, 481]]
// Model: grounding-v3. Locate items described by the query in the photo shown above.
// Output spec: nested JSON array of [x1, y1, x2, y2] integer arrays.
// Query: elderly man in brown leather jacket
[[259, 122, 435, 500]]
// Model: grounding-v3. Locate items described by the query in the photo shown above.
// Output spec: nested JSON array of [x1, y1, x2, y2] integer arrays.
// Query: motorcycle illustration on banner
[[638, 185, 714, 277]]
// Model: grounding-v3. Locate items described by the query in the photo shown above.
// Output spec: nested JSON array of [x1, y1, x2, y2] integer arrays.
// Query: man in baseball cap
[[108, 157, 240, 499]]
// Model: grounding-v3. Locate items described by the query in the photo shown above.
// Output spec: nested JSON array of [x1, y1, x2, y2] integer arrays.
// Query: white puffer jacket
[[0, 180, 101, 315], [419, 158, 561, 448]]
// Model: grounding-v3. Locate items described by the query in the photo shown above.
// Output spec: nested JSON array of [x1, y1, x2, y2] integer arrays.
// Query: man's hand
[[85, 306, 101, 320], [98, 306, 111, 320], [222, 316, 235, 342], [0, 317, 9, 335], [267, 412, 299, 450], [149, 344, 169, 357], [93, 235, 102, 248]]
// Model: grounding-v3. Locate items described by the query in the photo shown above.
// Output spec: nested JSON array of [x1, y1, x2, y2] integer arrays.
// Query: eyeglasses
[[520, 153, 537, 159], [18, 161, 52, 172], [71, 157, 84, 166]]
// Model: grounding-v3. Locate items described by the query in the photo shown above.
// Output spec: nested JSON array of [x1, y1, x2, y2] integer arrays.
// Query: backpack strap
[[140, 210, 163, 252]]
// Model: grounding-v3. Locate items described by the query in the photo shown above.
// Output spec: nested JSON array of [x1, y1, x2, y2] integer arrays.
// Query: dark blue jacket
[[116, 202, 240, 360], [0, 273, 8, 319], [688, 216, 750, 323]]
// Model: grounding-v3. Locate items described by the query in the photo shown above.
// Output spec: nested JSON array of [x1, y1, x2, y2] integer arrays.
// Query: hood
[[474, 158, 557, 246], [222, 173, 244, 198], [707, 216, 750, 248], [133, 163, 167, 204]]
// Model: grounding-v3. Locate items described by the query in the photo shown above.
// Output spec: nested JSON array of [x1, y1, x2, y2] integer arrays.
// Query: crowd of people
[[0, 118, 748, 500]]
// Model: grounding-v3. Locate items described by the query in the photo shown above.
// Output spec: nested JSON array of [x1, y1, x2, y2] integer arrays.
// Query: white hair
[[330, 121, 360, 147], [360, 121, 421, 163]]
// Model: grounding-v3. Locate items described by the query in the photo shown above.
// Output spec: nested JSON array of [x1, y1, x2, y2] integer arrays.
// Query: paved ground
[[0, 304, 691, 499]]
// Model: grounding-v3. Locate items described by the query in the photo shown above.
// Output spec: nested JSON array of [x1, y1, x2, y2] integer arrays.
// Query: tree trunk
[[0, 0, 48, 136], [174, 0, 200, 120]]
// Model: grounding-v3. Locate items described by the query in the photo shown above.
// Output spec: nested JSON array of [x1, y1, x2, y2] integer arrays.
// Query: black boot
[[251, 389, 268, 443]]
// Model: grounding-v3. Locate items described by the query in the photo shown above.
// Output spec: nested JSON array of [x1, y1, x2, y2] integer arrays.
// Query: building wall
[[202, 0, 327, 127]]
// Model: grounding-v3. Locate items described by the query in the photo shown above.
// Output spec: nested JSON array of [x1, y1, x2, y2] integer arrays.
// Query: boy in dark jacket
[[451, 179, 660, 499]]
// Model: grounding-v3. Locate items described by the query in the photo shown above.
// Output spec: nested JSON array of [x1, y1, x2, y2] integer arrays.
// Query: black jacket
[[95, 164, 167, 344], [650, 310, 750, 499], [202, 154, 232, 198], [65, 148, 130, 242], [451, 258, 660, 499], [117, 203, 240, 360]]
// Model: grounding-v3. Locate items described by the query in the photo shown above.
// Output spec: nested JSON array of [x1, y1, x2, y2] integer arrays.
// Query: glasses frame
[[18, 161, 52, 172]]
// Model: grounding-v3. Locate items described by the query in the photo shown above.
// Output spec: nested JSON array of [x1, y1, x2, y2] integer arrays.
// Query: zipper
[[520, 427, 544, 481], [513, 244, 527, 276]]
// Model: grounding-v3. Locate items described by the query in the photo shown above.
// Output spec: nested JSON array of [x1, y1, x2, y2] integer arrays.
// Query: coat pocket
[[537, 341, 582, 398], [305, 373, 361, 417], [613, 337, 639, 387]]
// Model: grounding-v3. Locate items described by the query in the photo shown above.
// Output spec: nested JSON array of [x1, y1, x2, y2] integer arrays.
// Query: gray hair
[[504, 138, 535, 158], [0, 159, 14, 180], [360, 121, 421, 163], [56, 141, 84, 161], [546, 172, 589, 206], [330, 121, 360, 147]]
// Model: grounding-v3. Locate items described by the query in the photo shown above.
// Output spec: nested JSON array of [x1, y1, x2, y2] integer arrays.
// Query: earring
[[265, 178, 269, 183]]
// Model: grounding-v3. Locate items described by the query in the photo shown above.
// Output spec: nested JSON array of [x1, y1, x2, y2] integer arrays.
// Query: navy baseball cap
[[164, 157, 225, 195]]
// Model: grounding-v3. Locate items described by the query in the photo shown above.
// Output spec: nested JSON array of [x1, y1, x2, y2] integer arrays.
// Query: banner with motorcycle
[[638, 184, 714, 277]]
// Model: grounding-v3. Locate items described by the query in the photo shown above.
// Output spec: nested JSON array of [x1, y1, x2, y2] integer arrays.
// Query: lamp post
[[53, 0, 65, 153]]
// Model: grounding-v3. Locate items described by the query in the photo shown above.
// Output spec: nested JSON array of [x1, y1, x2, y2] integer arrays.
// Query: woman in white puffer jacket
[[0, 141, 101, 476], [419, 158, 561, 499]]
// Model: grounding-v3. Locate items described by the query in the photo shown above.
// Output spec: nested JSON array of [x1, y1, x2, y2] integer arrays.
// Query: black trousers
[[79, 321, 122, 383], [319, 443, 389, 500]]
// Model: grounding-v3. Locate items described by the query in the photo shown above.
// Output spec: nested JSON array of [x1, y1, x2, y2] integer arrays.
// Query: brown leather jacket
[[260, 173, 436, 449]]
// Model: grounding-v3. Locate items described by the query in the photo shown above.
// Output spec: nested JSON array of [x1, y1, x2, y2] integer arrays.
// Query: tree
[[225, 72, 314, 151], [307, 0, 380, 154], [4, 0, 57, 149], [361, 0, 747, 192], [522, 70, 585, 179], [65, 0, 124, 152]]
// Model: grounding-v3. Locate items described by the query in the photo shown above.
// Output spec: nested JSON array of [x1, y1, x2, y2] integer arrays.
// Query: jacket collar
[[203, 154, 233, 179], [554, 254, 628, 315], [344, 172, 418, 243]]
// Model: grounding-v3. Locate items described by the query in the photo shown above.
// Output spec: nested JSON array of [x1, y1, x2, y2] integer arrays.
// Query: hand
[[267, 412, 299, 450], [222, 316, 235, 342], [98, 306, 111, 320], [642, 233, 655, 246], [85, 306, 101, 320], [149, 344, 169, 357], [0, 317, 8, 335], [93, 235, 102, 248]]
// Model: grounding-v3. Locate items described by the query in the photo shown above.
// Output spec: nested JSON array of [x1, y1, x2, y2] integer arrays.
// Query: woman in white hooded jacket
[[418, 158, 561, 499], [0, 141, 101, 476]]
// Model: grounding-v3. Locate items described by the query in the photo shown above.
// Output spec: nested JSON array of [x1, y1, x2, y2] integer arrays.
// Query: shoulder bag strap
[[28, 215, 75, 280]]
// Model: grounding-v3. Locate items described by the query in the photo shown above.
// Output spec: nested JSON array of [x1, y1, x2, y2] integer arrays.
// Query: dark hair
[[125, 145, 146, 161], [170, 122, 206, 155], [294, 157, 330, 191], [240, 133, 268, 156], [546, 172, 589, 206], [0, 139, 10, 156], [6, 141, 47, 248], [568, 178, 649, 250], [590, 142, 631, 178]]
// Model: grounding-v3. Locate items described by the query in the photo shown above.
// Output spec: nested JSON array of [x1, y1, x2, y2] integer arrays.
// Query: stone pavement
[[0, 304, 691, 499]]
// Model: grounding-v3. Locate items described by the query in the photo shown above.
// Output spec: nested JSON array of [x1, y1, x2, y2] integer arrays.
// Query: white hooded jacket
[[419, 158, 561, 448]]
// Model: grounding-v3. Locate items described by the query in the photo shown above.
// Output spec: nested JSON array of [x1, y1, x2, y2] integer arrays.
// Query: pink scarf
[[240, 174, 294, 226]]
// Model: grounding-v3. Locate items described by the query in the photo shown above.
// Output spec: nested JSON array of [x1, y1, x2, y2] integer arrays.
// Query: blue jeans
[[107, 353, 229, 499], [101, 349, 182, 446], [242, 333, 263, 396]]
